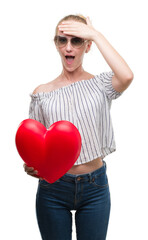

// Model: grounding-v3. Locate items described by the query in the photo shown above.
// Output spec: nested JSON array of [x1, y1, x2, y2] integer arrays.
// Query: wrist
[[91, 30, 103, 42]]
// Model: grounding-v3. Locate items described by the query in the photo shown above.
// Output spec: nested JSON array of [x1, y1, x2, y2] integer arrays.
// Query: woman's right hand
[[23, 163, 43, 180]]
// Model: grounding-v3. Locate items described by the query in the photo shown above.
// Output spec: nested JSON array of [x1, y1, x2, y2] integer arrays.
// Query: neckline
[[30, 75, 97, 97]]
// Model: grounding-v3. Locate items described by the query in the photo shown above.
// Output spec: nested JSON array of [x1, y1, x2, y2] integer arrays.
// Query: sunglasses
[[54, 35, 88, 48]]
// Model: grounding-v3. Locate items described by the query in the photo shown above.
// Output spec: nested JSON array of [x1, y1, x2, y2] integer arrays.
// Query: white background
[[0, 0, 148, 239]]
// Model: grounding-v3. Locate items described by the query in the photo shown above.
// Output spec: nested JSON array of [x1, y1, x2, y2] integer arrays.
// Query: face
[[55, 22, 92, 72]]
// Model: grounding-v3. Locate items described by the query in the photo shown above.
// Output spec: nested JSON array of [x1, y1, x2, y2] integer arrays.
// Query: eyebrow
[[58, 35, 80, 38]]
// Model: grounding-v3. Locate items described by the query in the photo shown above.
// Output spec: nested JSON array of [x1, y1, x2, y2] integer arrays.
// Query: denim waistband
[[59, 161, 107, 183]]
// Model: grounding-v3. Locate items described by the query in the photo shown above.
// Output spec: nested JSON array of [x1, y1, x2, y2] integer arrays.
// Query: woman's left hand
[[58, 17, 98, 41]]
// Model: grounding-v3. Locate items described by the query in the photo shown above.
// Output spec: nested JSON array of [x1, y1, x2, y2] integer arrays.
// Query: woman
[[24, 14, 133, 240]]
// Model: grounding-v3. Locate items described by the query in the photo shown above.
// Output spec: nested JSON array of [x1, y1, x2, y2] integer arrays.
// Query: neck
[[61, 66, 85, 82]]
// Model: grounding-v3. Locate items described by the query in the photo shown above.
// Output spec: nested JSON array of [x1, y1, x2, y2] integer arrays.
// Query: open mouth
[[65, 55, 75, 64]]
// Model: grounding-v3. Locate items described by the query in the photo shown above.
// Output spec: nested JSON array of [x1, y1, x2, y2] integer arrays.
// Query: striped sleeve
[[98, 71, 123, 100], [29, 94, 46, 126]]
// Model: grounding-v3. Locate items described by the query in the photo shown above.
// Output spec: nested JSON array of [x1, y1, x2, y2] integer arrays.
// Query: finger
[[27, 170, 37, 175], [60, 21, 78, 25], [24, 166, 34, 172], [30, 170, 38, 175], [63, 32, 77, 36], [23, 163, 28, 169], [58, 28, 78, 36], [23, 163, 33, 171], [58, 22, 82, 28], [86, 16, 92, 26], [27, 170, 38, 176], [58, 25, 76, 31], [27, 173, 39, 178], [24, 166, 37, 175], [59, 29, 77, 33]]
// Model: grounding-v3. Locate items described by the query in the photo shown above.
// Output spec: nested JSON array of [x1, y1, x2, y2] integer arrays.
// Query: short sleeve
[[29, 94, 46, 126], [97, 71, 123, 100]]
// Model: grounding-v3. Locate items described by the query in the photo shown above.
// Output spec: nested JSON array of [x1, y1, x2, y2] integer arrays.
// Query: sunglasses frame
[[54, 35, 88, 48]]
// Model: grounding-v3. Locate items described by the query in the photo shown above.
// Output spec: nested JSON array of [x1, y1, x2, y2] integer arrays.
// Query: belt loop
[[88, 173, 92, 183], [103, 160, 106, 169]]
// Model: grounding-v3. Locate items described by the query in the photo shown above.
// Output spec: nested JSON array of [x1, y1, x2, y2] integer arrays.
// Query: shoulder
[[32, 76, 62, 94], [32, 80, 57, 94], [32, 84, 46, 94]]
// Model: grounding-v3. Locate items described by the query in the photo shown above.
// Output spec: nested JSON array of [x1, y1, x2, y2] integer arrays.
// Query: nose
[[65, 39, 73, 51]]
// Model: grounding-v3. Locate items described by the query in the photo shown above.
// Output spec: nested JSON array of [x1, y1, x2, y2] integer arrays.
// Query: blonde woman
[[24, 14, 133, 240]]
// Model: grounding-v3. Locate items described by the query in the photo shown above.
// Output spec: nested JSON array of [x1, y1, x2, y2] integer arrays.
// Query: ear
[[55, 44, 59, 52], [85, 41, 92, 53]]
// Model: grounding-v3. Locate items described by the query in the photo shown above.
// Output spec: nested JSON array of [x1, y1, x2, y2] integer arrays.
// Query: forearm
[[92, 31, 133, 82]]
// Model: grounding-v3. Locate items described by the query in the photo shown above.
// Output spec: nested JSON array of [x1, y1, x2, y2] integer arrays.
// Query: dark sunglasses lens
[[57, 36, 67, 46], [71, 37, 84, 47]]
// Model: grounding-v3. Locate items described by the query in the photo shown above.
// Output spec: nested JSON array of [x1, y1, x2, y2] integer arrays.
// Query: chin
[[63, 65, 76, 72], [64, 63, 82, 73]]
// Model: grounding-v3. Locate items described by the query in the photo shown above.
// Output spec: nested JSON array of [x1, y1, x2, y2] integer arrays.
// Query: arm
[[92, 31, 134, 92], [58, 17, 134, 92]]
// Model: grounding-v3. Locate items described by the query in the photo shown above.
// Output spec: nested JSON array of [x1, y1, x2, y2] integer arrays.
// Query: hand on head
[[57, 16, 97, 41]]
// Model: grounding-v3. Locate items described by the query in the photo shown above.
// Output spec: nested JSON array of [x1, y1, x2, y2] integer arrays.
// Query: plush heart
[[15, 119, 81, 183]]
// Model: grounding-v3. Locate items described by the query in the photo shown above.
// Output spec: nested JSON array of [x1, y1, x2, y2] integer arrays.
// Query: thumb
[[86, 16, 92, 25]]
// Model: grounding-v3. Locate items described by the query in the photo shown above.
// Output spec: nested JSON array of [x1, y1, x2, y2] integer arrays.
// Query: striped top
[[29, 71, 123, 165]]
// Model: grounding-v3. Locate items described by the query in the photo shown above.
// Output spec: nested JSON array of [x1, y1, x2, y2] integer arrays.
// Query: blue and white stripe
[[29, 71, 123, 165]]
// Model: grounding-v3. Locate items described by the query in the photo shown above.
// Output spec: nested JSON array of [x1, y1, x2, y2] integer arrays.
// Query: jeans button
[[77, 177, 81, 181]]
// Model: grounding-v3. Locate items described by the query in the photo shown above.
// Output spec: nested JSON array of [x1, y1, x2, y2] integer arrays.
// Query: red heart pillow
[[15, 119, 81, 183]]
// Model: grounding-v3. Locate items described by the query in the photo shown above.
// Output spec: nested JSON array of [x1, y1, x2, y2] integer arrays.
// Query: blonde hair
[[55, 14, 87, 36]]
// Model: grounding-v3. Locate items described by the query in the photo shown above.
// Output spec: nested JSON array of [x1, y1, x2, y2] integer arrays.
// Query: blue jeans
[[36, 161, 111, 240]]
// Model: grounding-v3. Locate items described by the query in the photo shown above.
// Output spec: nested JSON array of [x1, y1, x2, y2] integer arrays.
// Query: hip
[[37, 161, 110, 210], [67, 156, 103, 175]]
